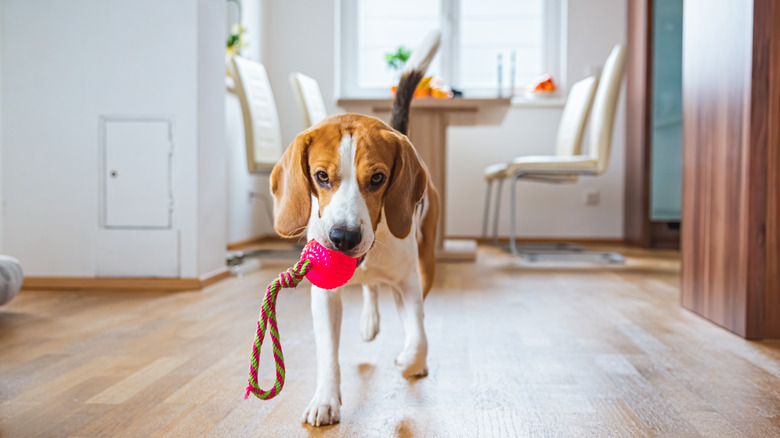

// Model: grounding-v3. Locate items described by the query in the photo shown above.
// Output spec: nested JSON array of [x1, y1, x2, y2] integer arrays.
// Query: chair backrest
[[289, 72, 328, 128], [228, 56, 284, 174], [587, 44, 626, 174], [554, 75, 598, 156]]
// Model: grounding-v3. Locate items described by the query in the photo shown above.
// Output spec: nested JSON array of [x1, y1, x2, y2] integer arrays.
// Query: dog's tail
[[391, 30, 441, 135]]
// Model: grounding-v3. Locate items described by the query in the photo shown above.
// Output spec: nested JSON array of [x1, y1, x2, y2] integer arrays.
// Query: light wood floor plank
[[1, 246, 780, 437], [87, 356, 189, 404]]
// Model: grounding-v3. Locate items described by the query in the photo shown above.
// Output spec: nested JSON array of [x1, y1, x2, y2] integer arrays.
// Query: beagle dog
[[270, 46, 439, 426]]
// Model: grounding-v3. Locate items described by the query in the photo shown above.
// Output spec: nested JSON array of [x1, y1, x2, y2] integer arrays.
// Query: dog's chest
[[349, 218, 417, 287]]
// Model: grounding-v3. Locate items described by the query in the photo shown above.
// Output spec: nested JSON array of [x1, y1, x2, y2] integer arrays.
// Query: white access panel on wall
[[97, 116, 179, 277], [102, 118, 173, 228]]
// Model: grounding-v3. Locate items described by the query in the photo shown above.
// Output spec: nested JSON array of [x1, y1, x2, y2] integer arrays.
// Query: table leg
[[408, 110, 477, 261]]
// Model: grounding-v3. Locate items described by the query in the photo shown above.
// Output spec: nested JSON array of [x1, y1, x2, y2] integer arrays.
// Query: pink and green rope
[[244, 259, 312, 400]]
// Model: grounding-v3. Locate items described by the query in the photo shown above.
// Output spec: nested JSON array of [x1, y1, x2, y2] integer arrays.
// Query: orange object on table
[[392, 76, 453, 99], [531, 75, 556, 93]]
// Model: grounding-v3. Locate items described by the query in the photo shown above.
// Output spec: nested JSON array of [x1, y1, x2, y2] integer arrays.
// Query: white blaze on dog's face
[[306, 133, 378, 257], [270, 114, 427, 258]]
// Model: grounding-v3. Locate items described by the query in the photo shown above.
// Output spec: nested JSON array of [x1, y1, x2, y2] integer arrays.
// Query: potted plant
[[384, 46, 411, 72], [384, 45, 452, 98]]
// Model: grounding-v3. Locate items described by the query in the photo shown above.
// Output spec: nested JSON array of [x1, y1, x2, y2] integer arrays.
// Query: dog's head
[[270, 114, 427, 258]]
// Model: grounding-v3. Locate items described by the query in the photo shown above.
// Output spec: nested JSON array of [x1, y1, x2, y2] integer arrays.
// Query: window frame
[[338, 0, 565, 98]]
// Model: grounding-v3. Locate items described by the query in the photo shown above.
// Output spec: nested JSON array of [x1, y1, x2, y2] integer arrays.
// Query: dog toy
[[244, 239, 358, 400]]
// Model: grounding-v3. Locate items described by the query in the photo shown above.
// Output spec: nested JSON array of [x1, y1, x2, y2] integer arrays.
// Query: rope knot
[[277, 260, 311, 288]]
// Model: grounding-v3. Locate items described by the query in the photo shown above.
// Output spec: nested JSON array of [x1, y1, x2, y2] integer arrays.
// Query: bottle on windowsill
[[497, 53, 504, 98]]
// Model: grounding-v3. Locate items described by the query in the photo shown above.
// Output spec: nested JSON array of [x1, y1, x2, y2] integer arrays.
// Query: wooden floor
[[2, 246, 780, 437]]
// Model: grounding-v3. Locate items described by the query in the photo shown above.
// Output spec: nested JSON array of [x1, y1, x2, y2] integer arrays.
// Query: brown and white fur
[[269, 35, 440, 427]]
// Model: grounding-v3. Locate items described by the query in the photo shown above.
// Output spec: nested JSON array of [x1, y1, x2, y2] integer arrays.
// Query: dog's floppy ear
[[384, 131, 427, 239], [270, 134, 311, 237]]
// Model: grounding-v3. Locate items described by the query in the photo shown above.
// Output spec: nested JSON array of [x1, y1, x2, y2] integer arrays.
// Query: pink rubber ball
[[301, 239, 358, 290]]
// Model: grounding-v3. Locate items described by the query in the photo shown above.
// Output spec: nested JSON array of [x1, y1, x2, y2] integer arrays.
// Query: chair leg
[[509, 173, 520, 257], [492, 178, 504, 244], [482, 180, 493, 240], [499, 172, 625, 264]]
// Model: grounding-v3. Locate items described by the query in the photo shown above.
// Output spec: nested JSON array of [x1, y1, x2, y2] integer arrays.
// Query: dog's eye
[[370, 173, 385, 186], [316, 171, 329, 184]]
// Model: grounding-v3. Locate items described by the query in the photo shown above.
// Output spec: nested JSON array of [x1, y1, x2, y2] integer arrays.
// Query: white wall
[[226, 0, 338, 243], [226, 0, 340, 244], [0, 0, 4, 252], [448, 0, 627, 238], [242, 0, 264, 62], [258, 0, 627, 240], [1, 0, 227, 277], [198, 0, 228, 275], [265, 0, 340, 145], [225, 0, 275, 244], [226, 92, 275, 243]]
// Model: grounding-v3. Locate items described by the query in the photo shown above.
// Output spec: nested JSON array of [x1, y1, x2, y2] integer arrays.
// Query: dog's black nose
[[329, 227, 361, 252]]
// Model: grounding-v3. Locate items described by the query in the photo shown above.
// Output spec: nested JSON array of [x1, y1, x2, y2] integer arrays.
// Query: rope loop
[[244, 259, 312, 400]]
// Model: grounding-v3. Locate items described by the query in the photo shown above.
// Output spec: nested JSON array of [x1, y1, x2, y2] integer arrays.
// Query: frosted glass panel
[[357, 0, 441, 88], [459, 0, 544, 90], [650, 0, 683, 221]]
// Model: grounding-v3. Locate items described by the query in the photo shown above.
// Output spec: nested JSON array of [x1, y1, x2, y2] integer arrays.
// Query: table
[[338, 97, 512, 261]]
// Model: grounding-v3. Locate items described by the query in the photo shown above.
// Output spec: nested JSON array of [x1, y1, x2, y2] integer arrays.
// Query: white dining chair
[[483, 74, 599, 241], [227, 56, 285, 174], [226, 56, 302, 267], [289, 72, 328, 129], [483, 44, 626, 262]]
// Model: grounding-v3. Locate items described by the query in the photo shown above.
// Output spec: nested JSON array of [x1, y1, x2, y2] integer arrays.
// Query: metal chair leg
[[482, 180, 493, 240], [509, 173, 520, 257], [497, 170, 626, 264], [492, 178, 504, 244]]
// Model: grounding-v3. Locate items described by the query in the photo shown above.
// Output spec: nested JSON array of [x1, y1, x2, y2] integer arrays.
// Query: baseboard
[[22, 267, 231, 292], [449, 235, 626, 245], [198, 266, 232, 288], [227, 234, 280, 250]]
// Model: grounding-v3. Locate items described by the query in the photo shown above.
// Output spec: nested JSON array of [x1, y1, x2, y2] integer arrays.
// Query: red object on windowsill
[[530, 74, 557, 93]]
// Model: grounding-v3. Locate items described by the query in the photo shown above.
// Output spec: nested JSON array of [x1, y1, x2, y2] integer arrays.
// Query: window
[[339, 0, 563, 98]]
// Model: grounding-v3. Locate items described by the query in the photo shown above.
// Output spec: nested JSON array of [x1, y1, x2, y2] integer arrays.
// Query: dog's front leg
[[391, 272, 428, 378], [302, 285, 342, 426]]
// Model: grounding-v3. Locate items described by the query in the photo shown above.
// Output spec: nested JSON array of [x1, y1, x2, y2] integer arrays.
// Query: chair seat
[[484, 163, 510, 179], [521, 173, 580, 183], [484, 155, 597, 181], [484, 163, 579, 183]]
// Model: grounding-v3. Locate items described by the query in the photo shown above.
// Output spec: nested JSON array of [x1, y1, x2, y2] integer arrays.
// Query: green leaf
[[227, 34, 240, 48], [384, 45, 412, 71]]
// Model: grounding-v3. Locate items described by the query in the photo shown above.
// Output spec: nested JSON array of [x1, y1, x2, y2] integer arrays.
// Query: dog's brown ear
[[270, 134, 311, 237], [384, 131, 427, 239]]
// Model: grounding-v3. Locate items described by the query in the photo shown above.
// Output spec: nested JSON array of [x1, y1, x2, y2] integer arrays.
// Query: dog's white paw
[[360, 306, 379, 342], [394, 348, 428, 379], [301, 393, 341, 427]]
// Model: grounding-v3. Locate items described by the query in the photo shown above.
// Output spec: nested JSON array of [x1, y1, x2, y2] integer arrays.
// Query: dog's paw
[[301, 394, 341, 427], [394, 348, 428, 379], [360, 306, 379, 342]]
